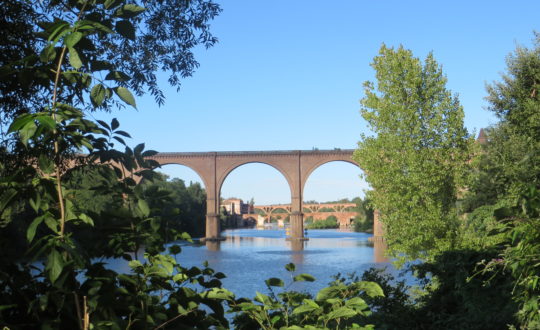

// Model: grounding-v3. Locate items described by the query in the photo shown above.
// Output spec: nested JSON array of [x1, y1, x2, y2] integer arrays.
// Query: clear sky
[[99, 0, 539, 205]]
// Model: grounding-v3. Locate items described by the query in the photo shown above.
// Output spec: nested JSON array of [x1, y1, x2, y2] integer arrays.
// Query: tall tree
[[478, 34, 540, 328], [481, 32, 540, 199], [0, 2, 227, 327], [353, 45, 472, 261]]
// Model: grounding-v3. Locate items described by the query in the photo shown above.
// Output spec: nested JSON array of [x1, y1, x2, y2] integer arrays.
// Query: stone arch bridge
[[148, 149, 382, 241], [253, 203, 358, 227]]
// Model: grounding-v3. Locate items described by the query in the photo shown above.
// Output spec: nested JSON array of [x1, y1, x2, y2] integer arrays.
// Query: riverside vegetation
[[0, 1, 539, 329]]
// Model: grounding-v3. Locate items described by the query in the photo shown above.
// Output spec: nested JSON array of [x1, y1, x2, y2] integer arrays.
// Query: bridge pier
[[203, 212, 224, 242], [368, 210, 385, 241], [287, 211, 307, 241]]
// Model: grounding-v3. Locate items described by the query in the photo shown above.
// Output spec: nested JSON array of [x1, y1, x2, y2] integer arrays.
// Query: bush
[[306, 217, 339, 229]]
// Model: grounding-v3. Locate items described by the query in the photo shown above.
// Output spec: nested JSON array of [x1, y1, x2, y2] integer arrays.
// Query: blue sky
[[99, 0, 539, 204]]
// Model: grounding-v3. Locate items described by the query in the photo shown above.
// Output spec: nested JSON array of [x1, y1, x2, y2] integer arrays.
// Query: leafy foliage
[[228, 263, 383, 330], [0, 1, 225, 328], [354, 44, 473, 261], [306, 216, 339, 229]]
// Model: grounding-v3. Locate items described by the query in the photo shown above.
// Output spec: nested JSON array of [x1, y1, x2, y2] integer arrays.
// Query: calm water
[[110, 228, 398, 298]]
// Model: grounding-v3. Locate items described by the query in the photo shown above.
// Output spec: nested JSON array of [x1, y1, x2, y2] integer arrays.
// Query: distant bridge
[[253, 202, 357, 214], [251, 203, 358, 227], [148, 149, 384, 241]]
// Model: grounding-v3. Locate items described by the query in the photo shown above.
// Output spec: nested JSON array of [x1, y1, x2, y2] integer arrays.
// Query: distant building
[[221, 198, 252, 215], [220, 198, 256, 228], [477, 128, 488, 144]]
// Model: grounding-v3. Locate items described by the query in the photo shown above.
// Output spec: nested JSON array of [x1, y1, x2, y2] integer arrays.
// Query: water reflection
[[177, 229, 393, 297], [205, 241, 221, 251], [106, 229, 395, 298], [372, 239, 389, 263], [288, 239, 305, 265]]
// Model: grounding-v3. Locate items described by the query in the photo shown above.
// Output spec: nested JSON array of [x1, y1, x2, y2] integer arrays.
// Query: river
[[110, 228, 398, 299]]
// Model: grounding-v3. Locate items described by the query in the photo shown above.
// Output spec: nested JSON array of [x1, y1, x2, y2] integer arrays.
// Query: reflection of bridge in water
[[204, 233, 388, 263], [148, 149, 383, 241]]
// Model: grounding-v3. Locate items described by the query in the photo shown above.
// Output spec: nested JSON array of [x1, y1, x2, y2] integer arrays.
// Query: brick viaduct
[[148, 149, 383, 241], [252, 203, 358, 227]]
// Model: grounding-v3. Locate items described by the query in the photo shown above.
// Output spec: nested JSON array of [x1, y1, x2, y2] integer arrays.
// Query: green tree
[[0, 1, 227, 328], [353, 44, 472, 261], [476, 34, 540, 328], [141, 172, 207, 237]]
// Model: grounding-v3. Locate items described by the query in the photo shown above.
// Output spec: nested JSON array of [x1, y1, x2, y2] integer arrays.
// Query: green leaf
[[47, 249, 64, 283], [115, 87, 137, 108], [39, 44, 57, 63], [173, 273, 188, 282], [203, 288, 235, 300], [115, 4, 146, 18], [180, 232, 192, 242], [113, 136, 126, 145], [292, 302, 319, 315], [44, 215, 58, 233], [134, 143, 145, 155], [356, 281, 384, 298], [116, 20, 136, 40], [38, 155, 54, 174], [345, 297, 368, 310], [19, 121, 37, 146], [28, 196, 41, 213], [111, 118, 120, 130], [36, 115, 56, 130], [285, 263, 296, 272], [169, 244, 181, 255], [77, 20, 115, 34], [78, 213, 94, 226], [315, 286, 339, 301], [68, 47, 82, 69], [137, 199, 150, 217], [91, 84, 106, 107], [64, 31, 83, 48], [265, 277, 284, 287], [8, 114, 34, 132], [128, 260, 142, 269], [97, 119, 110, 131], [293, 273, 316, 282], [115, 130, 131, 138], [325, 306, 357, 320], [254, 291, 270, 304], [0, 189, 18, 214], [48, 22, 70, 42], [304, 298, 320, 308], [105, 71, 131, 82]]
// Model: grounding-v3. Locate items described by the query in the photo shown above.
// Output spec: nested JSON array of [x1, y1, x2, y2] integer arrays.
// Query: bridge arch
[[216, 161, 294, 201], [156, 162, 210, 190], [300, 158, 360, 194]]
